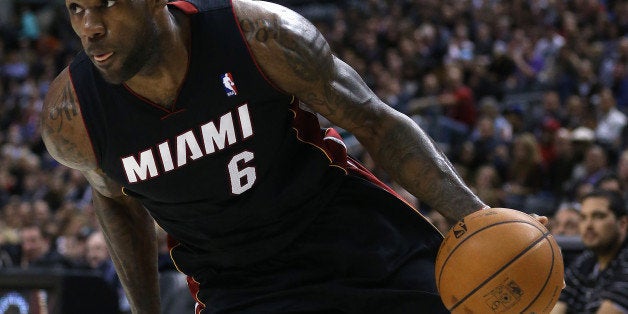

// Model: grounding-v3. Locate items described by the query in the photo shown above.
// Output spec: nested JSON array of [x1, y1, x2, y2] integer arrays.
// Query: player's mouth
[[93, 52, 114, 63]]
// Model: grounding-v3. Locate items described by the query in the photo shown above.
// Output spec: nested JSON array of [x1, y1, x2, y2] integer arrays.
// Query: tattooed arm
[[41, 68, 160, 313], [234, 0, 486, 221]]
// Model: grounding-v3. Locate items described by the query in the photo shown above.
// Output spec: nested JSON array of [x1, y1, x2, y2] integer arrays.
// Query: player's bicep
[[41, 68, 97, 170], [236, 0, 333, 93], [236, 0, 388, 138]]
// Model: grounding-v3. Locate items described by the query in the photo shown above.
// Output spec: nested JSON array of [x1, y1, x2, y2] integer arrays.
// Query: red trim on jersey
[[68, 69, 101, 167], [167, 1, 199, 14], [167, 234, 205, 313], [290, 102, 348, 169], [161, 108, 188, 120], [166, 234, 178, 249], [289, 100, 412, 206], [322, 128, 400, 196], [318, 124, 422, 214], [187, 276, 204, 313], [121, 84, 171, 113]]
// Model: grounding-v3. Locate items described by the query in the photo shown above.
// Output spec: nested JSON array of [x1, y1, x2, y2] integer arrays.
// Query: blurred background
[[1, 0, 628, 313]]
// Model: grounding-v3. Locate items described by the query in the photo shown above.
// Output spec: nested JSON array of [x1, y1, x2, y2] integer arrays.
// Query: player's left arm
[[234, 0, 486, 221]]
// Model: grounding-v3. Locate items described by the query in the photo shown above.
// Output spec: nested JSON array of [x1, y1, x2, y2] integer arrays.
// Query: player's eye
[[104, 0, 116, 8], [68, 3, 84, 14]]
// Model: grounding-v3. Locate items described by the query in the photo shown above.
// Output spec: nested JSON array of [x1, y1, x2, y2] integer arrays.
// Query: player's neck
[[125, 10, 191, 109]]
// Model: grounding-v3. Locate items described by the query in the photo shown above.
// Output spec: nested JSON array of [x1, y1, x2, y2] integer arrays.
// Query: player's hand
[[529, 213, 549, 227]]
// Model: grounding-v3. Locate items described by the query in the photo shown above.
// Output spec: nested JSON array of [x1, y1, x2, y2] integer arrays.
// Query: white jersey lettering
[[158, 141, 175, 172], [238, 104, 253, 139], [228, 151, 256, 194], [176, 130, 204, 167], [200, 112, 236, 154], [120, 103, 257, 186], [122, 149, 159, 183]]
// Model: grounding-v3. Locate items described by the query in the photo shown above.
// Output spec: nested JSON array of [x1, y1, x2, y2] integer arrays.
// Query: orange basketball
[[435, 208, 564, 313]]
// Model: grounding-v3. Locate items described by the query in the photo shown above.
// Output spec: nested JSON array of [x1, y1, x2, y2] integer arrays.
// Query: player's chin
[[97, 67, 131, 85]]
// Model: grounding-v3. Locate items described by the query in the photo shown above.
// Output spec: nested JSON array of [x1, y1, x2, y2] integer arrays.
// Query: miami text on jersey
[[121, 103, 254, 192]]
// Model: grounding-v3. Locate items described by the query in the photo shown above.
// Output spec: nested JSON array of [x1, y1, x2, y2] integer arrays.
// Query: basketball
[[435, 208, 564, 313]]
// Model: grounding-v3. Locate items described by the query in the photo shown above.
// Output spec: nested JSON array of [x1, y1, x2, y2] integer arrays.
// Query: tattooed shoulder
[[236, 0, 333, 86], [41, 69, 96, 170]]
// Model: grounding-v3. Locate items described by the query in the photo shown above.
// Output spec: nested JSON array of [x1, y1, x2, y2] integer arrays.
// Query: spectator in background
[[509, 28, 545, 90], [409, 72, 467, 156], [503, 133, 545, 212], [530, 90, 566, 133], [568, 144, 612, 198], [538, 118, 561, 171], [595, 88, 627, 155], [597, 173, 624, 194], [56, 228, 89, 269], [502, 104, 527, 136], [469, 116, 501, 172], [86, 230, 130, 314], [563, 95, 588, 130], [618, 149, 628, 203], [575, 59, 602, 101], [547, 128, 577, 207], [551, 206, 581, 237], [439, 63, 477, 129], [610, 56, 628, 113], [470, 164, 504, 208], [552, 190, 628, 313], [13, 223, 69, 269], [473, 96, 513, 144], [550, 205, 583, 268]]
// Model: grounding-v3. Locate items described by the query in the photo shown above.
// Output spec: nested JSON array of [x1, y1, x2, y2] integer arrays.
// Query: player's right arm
[[41, 68, 161, 314]]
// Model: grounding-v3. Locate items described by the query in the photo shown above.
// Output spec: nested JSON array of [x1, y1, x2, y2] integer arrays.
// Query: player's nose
[[82, 10, 106, 40]]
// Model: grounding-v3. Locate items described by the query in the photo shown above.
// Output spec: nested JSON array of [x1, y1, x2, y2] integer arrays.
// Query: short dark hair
[[581, 189, 627, 218], [596, 172, 623, 190]]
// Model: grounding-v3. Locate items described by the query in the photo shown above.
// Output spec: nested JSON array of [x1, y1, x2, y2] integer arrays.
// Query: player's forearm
[[362, 111, 486, 221], [92, 191, 161, 314]]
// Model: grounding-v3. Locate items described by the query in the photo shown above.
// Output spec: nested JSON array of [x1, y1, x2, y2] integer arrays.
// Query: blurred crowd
[[2, 0, 628, 312], [315, 0, 628, 231]]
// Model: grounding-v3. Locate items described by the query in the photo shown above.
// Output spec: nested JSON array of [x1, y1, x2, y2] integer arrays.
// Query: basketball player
[[551, 190, 628, 313], [42, 0, 516, 312]]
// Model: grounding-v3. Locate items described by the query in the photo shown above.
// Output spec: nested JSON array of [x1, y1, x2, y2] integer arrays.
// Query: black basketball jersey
[[69, 0, 352, 275]]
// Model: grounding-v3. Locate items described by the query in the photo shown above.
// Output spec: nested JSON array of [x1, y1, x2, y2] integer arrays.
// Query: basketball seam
[[449, 230, 551, 312], [521, 234, 559, 313], [437, 219, 545, 290], [437, 220, 546, 311]]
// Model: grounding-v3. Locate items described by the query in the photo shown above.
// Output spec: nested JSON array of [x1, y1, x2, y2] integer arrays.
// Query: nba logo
[[221, 72, 238, 97]]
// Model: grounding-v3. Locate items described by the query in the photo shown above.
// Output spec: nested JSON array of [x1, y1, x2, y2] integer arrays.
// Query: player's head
[[578, 189, 627, 255], [65, 0, 166, 83]]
